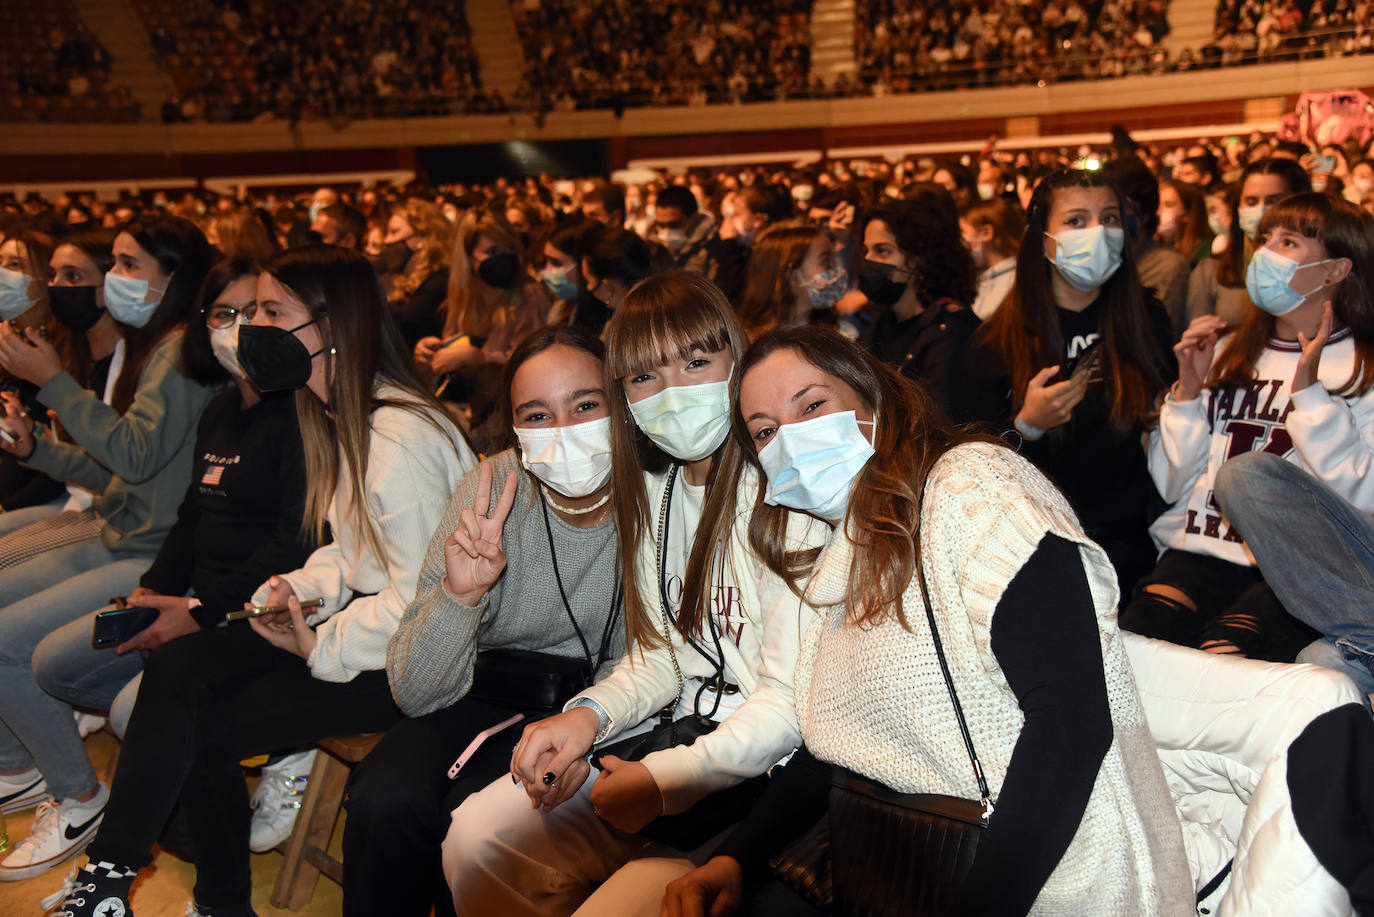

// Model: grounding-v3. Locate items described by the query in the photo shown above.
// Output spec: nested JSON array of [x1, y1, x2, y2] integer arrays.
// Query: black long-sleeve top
[[962, 296, 1175, 538], [861, 298, 979, 422], [717, 534, 1114, 917], [138, 387, 316, 627]]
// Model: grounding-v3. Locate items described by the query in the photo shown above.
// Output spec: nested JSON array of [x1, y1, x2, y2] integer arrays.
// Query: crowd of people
[[2, 124, 1374, 916], [135, 0, 487, 124], [855, 0, 1174, 93], [2, 6, 136, 124], [9, 0, 1374, 124], [1196, 0, 1374, 68], [510, 0, 814, 112]]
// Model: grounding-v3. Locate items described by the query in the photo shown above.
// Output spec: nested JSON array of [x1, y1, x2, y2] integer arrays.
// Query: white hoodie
[[572, 462, 826, 815], [1149, 327, 1374, 566]]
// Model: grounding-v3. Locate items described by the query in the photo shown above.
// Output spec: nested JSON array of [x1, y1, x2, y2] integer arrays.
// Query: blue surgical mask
[[1046, 225, 1124, 292], [758, 410, 876, 522], [0, 268, 37, 320], [802, 266, 849, 309], [1245, 247, 1335, 317], [103, 270, 165, 328], [540, 266, 579, 301]]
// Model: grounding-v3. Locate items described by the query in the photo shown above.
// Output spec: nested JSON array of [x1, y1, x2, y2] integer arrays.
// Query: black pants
[[86, 625, 402, 908], [1120, 548, 1319, 661], [341, 697, 527, 917]]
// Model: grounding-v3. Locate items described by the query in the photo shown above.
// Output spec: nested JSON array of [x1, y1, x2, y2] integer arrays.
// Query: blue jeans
[[34, 610, 148, 720], [0, 531, 151, 797], [1213, 451, 1374, 687]]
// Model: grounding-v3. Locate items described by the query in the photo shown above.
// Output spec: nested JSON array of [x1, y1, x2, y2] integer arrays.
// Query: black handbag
[[770, 561, 993, 916], [589, 463, 766, 850], [469, 648, 593, 713]]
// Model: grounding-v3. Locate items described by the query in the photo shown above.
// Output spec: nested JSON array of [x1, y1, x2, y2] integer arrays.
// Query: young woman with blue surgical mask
[[1189, 158, 1311, 328], [662, 326, 1191, 917], [735, 223, 846, 341], [443, 270, 826, 917], [966, 168, 1175, 596], [1121, 192, 1374, 662], [541, 219, 611, 335], [0, 217, 215, 883]]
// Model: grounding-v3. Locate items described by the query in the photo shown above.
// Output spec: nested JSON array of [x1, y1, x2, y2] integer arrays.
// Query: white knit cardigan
[[795, 441, 1194, 916]]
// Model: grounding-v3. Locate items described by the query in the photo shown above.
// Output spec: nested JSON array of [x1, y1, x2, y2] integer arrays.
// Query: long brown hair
[[971, 168, 1171, 436], [113, 218, 215, 414], [262, 245, 470, 560], [735, 222, 821, 339], [604, 270, 746, 649], [735, 326, 1001, 628], [441, 206, 528, 340], [1159, 179, 1210, 262], [1209, 193, 1374, 396], [390, 198, 454, 303]]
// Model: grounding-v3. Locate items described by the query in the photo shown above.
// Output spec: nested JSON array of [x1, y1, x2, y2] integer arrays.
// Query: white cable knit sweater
[[795, 442, 1194, 915]]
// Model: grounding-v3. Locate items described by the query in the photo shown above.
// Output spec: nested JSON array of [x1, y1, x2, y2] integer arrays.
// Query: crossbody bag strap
[[654, 463, 686, 717], [915, 559, 995, 824]]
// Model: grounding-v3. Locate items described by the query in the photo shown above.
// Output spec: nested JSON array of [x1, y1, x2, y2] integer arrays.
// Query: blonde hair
[[390, 198, 455, 303]]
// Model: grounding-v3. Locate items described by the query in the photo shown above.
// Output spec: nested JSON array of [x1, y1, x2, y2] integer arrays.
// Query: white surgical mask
[[759, 410, 876, 522], [1207, 211, 1227, 237], [103, 270, 165, 328], [1046, 225, 1124, 292], [627, 377, 731, 462], [515, 415, 613, 499], [660, 227, 688, 254], [0, 268, 37, 320], [1156, 211, 1181, 240], [210, 321, 245, 379], [1237, 203, 1267, 240]]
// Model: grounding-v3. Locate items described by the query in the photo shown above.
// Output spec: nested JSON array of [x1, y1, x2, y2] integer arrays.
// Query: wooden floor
[[0, 732, 343, 916]]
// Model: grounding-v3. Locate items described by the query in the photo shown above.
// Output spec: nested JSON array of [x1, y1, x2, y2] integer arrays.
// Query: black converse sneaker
[[39, 861, 135, 917]]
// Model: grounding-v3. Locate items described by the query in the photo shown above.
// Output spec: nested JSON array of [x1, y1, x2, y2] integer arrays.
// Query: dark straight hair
[[113, 217, 214, 413], [495, 323, 607, 452], [971, 168, 1171, 436]]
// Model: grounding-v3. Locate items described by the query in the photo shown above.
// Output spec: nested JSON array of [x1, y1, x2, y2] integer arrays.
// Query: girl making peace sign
[[345, 325, 624, 917]]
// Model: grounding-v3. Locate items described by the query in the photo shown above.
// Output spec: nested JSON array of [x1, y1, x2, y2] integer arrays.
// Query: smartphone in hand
[[92, 599, 158, 649]]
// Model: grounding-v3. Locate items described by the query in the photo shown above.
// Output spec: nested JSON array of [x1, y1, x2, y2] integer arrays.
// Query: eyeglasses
[[203, 302, 256, 330]]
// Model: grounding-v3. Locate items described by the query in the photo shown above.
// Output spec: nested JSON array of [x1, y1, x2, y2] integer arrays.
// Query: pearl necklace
[[543, 485, 611, 516]]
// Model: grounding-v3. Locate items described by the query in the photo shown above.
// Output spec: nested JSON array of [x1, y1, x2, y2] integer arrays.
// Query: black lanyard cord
[[539, 487, 622, 681]]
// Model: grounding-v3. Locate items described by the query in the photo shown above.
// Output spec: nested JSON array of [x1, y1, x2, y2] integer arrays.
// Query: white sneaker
[[0, 767, 47, 814], [74, 712, 107, 739], [248, 750, 315, 853], [0, 784, 108, 881]]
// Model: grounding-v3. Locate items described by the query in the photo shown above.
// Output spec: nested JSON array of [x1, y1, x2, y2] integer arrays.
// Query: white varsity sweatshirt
[[572, 462, 827, 815], [251, 387, 477, 682], [1149, 327, 1374, 566]]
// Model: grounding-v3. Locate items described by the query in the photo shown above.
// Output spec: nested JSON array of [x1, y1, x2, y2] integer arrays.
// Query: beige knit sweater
[[795, 441, 1193, 915]]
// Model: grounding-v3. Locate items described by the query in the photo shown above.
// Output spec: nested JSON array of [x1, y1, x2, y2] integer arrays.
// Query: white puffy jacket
[[1124, 634, 1364, 916]]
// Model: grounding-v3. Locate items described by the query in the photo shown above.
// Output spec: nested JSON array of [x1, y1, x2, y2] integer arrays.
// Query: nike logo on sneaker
[[64, 808, 104, 842], [0, 778, 42, 806]]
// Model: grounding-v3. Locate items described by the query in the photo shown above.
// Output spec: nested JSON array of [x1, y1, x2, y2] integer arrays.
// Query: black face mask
[[857, 259, 909, 308], [237, 320, 324, 393], [477, 252, 521, 290], [372, 241, 412, 276], [48, 285, 104, 332]]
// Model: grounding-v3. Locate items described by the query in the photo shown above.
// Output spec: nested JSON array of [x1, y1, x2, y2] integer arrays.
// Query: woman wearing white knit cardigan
[[663, 326, 1194, 917]]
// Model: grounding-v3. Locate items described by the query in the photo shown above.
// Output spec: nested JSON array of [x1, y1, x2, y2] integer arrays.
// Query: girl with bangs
[[965, 168, 1175, 596], [734, 222, 846, 341], [1121, 193, 1374, 661], [444, 270, 826, 917], [45, 246, 476, 917]]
